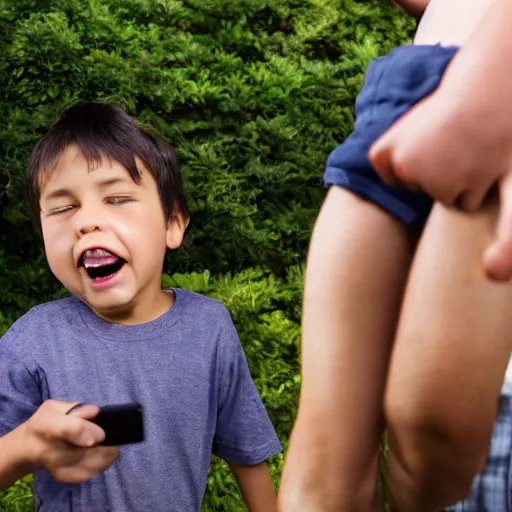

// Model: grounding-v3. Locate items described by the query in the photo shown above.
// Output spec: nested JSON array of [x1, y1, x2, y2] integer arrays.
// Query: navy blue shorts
[[324, 44, 459, 231]]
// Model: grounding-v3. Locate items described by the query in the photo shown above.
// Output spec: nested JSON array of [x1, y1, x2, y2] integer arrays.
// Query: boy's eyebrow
[[96, 177, 133, 188], [41, 187, 74, 201], [42, 177, 134, 201]]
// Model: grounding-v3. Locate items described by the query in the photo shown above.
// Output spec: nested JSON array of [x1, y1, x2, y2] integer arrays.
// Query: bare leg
[[278, 186, 414, 511], [385, 197, 512, 512]]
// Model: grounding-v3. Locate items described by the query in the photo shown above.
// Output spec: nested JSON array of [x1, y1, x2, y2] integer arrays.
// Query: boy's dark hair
[[27, 102, 188, 230]]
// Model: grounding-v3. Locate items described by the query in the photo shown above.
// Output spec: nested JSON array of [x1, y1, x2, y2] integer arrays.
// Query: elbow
[[384, 396, 492, 510]]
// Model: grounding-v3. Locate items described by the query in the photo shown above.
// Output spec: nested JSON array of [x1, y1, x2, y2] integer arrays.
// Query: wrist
[[0, 423, 36, 489], [12, 422, 39, 473]]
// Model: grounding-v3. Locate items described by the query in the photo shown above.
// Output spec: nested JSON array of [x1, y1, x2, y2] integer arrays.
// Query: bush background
[[0, 0, 413, 509]]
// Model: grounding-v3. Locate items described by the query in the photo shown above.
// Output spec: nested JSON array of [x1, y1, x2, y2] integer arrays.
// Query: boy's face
[[39, 144, 185, 323]]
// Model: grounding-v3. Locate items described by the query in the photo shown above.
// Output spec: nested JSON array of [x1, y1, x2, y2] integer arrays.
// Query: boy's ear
[[165, 212, 188, 250]]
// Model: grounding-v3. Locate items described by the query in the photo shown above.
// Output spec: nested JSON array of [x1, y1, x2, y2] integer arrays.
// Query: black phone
[[91, 403, 144, 446]]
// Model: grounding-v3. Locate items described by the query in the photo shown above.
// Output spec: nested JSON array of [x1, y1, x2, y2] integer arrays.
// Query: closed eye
[[107, 196, 133, 205], [48, 205, 75, 216]]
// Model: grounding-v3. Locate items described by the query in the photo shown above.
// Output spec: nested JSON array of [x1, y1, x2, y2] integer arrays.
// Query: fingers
[[484, 172, 512, 281], [64, 407, 105, 448], [49, 401, 105, 448], [44, 400, 98, 418], [455, 183, 494, 213], [371, 119, 459, 201], [370, 132, 463, 205], [369, 92, 496, 214], [49, 446, 119, 484], [66, 403, 100, 421], [368, 136, 397, 186], [23, 400, 117, 484], [28, 400, 105, 450]]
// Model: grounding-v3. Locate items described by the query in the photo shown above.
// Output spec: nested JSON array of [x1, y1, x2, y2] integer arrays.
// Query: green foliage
[[0, 0, 413, 509], [0, 476, 33, 512]]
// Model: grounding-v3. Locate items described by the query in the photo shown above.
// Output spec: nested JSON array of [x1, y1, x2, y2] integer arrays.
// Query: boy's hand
[[21, 400, 119, 483]]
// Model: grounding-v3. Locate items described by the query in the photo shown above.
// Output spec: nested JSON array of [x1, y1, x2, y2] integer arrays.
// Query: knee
[[384, 389, 491, 499], [280, 421, 381, 511]]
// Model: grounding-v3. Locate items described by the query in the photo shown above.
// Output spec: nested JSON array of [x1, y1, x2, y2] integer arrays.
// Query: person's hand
[[368, 85, 507, 211], [20, 400, 119, 483], [368, 85, 512, 281]]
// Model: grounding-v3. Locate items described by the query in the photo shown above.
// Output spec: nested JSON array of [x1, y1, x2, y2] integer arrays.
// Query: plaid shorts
[[445, 394, 512, 512]]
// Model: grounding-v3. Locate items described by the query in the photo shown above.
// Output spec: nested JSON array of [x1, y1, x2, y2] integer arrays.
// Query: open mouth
[[79, 248, 126, 282]]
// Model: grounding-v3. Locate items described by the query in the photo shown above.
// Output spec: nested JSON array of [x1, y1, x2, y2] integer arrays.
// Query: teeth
[[84, 261, 111, 269], [85, 248, 114, 258]]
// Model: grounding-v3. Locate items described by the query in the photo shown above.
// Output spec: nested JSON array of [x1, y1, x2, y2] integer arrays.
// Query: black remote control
[[91, 403, 144, 446]]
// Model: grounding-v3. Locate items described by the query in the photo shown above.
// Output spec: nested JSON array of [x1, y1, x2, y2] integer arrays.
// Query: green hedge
[[0, 0, 413, 509]]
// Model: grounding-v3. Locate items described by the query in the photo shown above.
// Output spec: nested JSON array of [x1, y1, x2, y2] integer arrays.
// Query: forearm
[[392, 0, 429, 16], [0, 425, 34, 491], [438, 0, 512, 116], [229, 461, 277, 512]]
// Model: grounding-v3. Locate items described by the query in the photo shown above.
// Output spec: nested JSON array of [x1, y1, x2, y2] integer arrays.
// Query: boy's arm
[[0, 426, 33, 491], [211, 307, 281, 509], [229, 461, 278, 512], [370, 0, 512, 280]]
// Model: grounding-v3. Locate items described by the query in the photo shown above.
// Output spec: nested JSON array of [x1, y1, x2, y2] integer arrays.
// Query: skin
[[230, 462, 279, 512], [392, 0, 429, 16], [279, 1, 512, 511]]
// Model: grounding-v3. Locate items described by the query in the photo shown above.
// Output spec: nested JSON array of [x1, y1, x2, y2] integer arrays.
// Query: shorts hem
[[324, 167, 418, 227]]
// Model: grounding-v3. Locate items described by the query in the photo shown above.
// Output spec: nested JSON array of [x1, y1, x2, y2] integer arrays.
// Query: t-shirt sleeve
[[0, 322, 43, 436], [212, 310, 282, 465]]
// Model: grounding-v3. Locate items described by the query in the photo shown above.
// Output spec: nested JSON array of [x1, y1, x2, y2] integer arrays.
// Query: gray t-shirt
[[0, 288, 281, 511]]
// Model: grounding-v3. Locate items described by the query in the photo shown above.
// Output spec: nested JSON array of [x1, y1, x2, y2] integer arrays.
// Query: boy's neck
[[88, 288, 174, 326]]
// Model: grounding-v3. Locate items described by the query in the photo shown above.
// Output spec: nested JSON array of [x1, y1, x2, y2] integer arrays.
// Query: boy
[[279, 0, 512, 511], [0, 102, 282, 511]]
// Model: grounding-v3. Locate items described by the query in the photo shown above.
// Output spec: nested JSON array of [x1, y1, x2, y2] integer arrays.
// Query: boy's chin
[[78, 288, 139, 323]]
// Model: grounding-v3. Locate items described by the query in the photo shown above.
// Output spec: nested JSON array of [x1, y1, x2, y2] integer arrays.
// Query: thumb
[[368, 127, 399, 185], [484, 172, 512, 282], [65, 403, 101, 421], [40, 401, 104, 447], [46, 400, 100, 420]]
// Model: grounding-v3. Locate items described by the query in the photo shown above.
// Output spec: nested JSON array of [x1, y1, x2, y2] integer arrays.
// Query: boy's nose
[[79, 223, 100, 236], [73, 204, 104, 237]]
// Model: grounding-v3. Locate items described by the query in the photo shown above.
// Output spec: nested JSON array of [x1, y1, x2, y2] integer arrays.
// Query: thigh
[[388, 196, 512, 428], [281, 186, 414, 509], [384, 196, 512, 507]]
